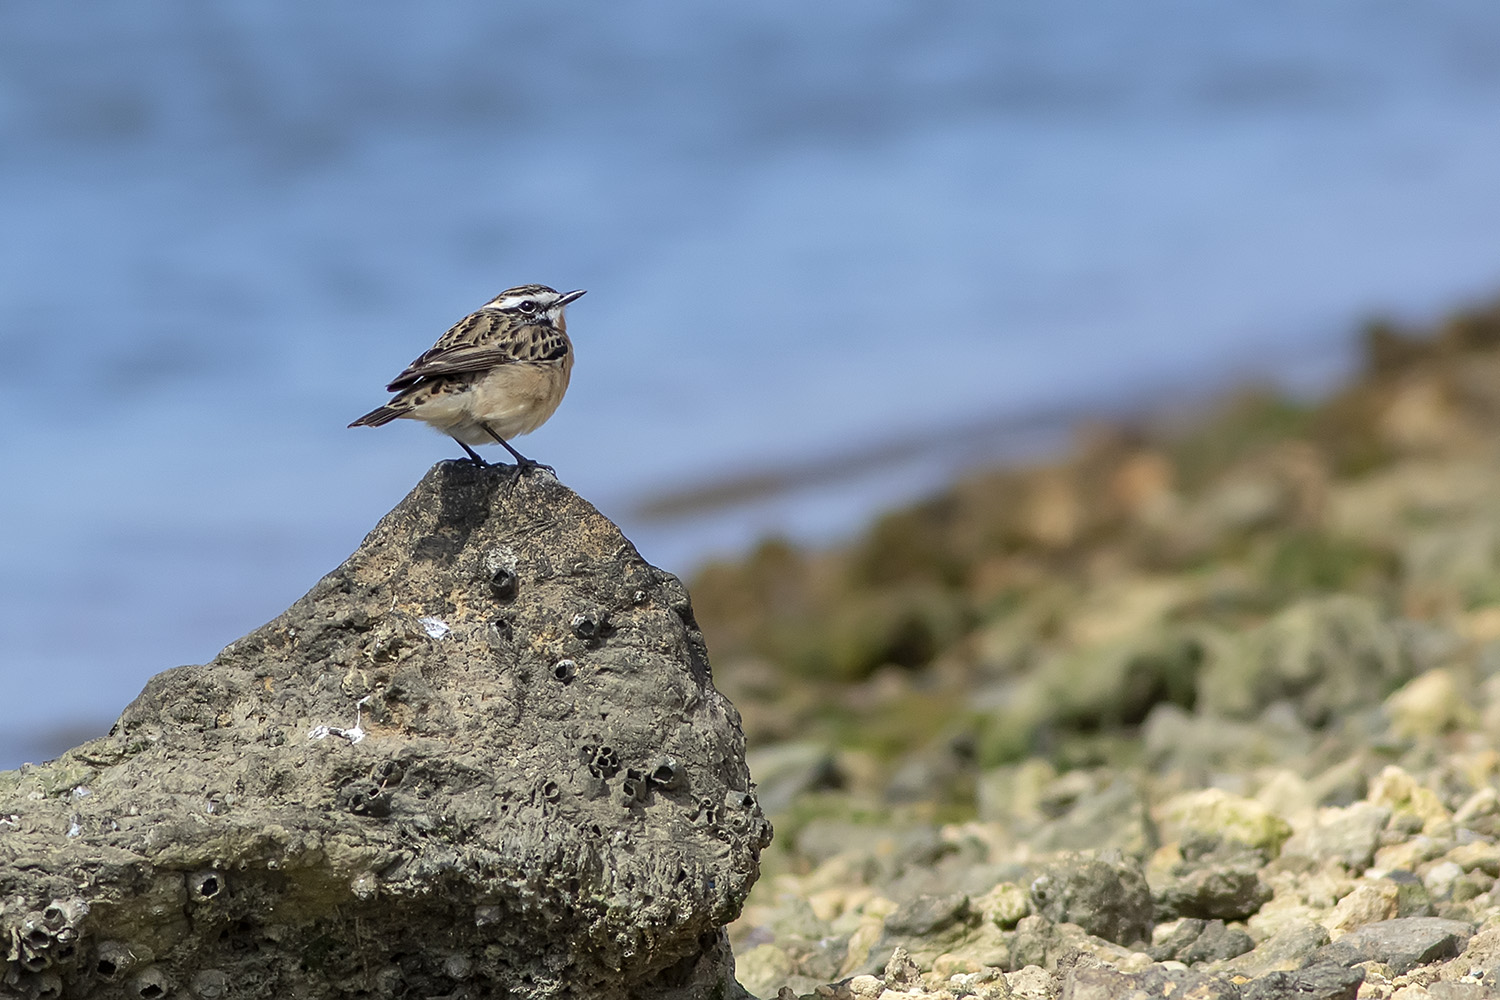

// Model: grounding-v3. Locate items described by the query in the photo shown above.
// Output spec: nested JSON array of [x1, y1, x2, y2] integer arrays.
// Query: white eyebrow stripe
[[490, 293, 557, 311]]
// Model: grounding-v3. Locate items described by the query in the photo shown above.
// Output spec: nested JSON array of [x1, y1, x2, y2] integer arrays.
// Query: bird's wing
[[384, 316, 568, 391]]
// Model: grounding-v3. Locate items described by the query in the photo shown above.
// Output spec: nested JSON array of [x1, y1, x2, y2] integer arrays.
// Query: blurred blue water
[[5, 2, 1500, 765]]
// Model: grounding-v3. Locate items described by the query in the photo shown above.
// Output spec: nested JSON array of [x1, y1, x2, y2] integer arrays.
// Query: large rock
[[0, 462, 771, 999], [1028, 854, 1153, 948]]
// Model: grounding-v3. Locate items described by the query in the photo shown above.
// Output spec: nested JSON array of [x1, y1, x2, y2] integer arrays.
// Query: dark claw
[[479, 423, 553, 483], [518, 459, 555, 477]]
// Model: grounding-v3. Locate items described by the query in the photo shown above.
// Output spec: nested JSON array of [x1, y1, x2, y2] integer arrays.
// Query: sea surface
[[5, 2, 1500, 766]]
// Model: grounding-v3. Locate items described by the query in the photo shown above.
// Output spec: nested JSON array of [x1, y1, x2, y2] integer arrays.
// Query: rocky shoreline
[[706, 300, 1500, 998], [9, 300, 1500, 998]]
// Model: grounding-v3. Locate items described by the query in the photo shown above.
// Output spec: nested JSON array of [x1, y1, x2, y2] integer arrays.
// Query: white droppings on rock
[[419, 616, 451, 639], [309, 696, 371, 745]]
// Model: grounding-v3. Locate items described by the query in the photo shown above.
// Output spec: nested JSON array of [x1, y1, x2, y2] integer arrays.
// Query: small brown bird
[[349, 284, 585, 475]]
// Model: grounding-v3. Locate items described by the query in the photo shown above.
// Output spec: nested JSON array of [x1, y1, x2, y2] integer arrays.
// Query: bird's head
[[483, 284, 587, 328]]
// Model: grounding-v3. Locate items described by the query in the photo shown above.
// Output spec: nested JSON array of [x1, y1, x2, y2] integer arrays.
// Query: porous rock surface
[[0, 462, 771, 999]]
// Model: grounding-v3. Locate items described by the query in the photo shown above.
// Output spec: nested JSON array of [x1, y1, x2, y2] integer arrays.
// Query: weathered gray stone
[[1312, 915, 1474, 975], [882, 893, 972, 939], [1005, 963, 1057, 999], [1224, 919, 1331, 977], [0, 462, 771, 999], [1061, 960, 1240, 1000], [1150, 917, 1210, 962], [1280, 801, 1391, 871], [1241, 961, 1364, 1000], [1008, 915, 1059, 973], [1179, 920, 1255, 966], [1195, 595, 1416, 726], [1149, 918, 1254, 965], [1029, 854, 1153, 947], [1153, 859, 1272, 922]]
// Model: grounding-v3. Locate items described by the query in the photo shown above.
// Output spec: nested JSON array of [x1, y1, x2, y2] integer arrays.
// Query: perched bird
[[349, 284, 585, 475]]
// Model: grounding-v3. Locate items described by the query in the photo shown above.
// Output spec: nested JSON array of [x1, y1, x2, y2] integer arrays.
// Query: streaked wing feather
[[385, 321, 568, 391], [385, 311, 499, 390]]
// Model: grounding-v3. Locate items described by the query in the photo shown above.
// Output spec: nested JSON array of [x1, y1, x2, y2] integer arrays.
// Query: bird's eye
[[518, 300, 537, 313]]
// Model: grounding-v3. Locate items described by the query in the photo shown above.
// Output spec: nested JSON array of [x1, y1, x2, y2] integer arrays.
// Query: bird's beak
[[557, 289, 587, 307]]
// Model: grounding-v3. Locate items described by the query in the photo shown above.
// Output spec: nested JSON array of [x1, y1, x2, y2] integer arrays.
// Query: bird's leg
[[452, 437, 488, 466], [481, 424, 554, 481]]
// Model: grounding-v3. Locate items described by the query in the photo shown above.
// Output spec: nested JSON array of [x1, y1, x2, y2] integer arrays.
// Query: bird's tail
[[348, 404, 405, 428]]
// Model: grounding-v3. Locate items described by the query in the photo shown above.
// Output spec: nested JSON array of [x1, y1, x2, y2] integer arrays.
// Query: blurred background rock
[[721, 303, 1500, 998]]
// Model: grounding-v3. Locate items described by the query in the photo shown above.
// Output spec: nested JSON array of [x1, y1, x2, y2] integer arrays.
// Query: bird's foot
[[503, 458, 554, 491], [519, 458, 555, 477]]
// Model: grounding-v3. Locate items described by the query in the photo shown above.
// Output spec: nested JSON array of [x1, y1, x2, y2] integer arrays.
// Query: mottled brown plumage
[[349, 284, 584, 472]]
